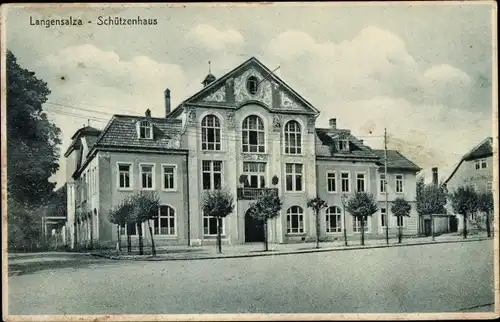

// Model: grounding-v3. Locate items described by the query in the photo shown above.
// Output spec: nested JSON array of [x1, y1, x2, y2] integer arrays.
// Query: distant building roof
[[371, 149, 422, 172], [64, 126, 102, 157], [444, 137, 493, 184], [315, 128, 380, 160]]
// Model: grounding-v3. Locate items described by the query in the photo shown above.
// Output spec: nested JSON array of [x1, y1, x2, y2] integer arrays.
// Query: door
[[449, 216, 458, 233], [245, 210, 265, 242], [424, 219, 432, 236]]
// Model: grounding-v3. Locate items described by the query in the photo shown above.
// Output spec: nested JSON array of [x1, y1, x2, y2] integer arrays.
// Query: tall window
[[202, 161, 222, 190], [122, 222, 138, 236], [395, 174, 404, 193], [203, 211, 225, 236], [139, 121, 152, 139], [162, 165, 176, 190], [475, 160, 480, 170], [285, 163, 303, 192], [284, 120, 302, 154], [242, 115, 265, 153], [247, 76, 259, 95], [243, 162, 266, 188], [341, 172, 350, 192], [327, 172, 337, 193], [380, 208, 387, 227], [353, 216, 369, 233], [380, 174, 386, 193], [286, 206, 304, 234], [326, 206, 342, 233], [356, 173, 366, 192], [338, 139, 349, 151], [118, 164, 131, 189], [140, 164, 154, 189], [396, 215, 405, 227], [153, 205, 175, 235], [201, 115, 221, 151]]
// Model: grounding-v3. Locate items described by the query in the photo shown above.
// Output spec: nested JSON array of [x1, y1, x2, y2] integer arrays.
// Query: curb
[[90, 237, 492, 262]]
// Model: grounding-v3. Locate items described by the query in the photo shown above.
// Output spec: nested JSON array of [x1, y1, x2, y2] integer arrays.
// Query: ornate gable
[[182, 57, 319, 115]]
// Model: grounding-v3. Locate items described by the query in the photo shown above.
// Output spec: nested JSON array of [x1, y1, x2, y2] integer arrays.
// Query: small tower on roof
[[202, 61, 216, 87]]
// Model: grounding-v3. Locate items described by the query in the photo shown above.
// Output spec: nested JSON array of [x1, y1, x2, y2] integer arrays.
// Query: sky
[[4, 2, 496, 189]]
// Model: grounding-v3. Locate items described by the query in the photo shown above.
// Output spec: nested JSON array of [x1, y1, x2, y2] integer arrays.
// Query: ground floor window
[[286, 206, 304, 234], [203, 213, 225, 236], [396, 216, 405, 227], [153, 205, 176, 235], [352, 216, 369, 233], [326, 206, 342, 233]]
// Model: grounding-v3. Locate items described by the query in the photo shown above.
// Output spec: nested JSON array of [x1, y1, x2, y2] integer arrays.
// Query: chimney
[[145, 109, 151, 117], [164, 88, 171, 116], [329, 118, 337, 130], [432, 167, 438, 185]]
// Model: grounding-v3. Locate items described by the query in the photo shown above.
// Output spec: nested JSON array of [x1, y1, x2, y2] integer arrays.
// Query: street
[[7, 240, 494, 315]]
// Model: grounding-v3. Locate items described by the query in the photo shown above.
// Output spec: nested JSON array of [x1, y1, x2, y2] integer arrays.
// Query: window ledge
[[162, 189, 178, 193], [285, 233, 306, 236], [117, 188, 133, 192]]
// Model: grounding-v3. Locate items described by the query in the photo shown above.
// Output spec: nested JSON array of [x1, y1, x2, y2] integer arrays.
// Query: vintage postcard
[[1, 2, 498, 321]]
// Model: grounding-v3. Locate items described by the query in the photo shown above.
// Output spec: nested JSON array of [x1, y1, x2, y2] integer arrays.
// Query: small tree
[[130, 191, 160, 256], [391, 197, 412, 243], [109, 197, 133, 252], [202, 189, 234, 254], [248, 194, 283, 251], [477, 191, 494, 238], [416, 179, 447, 239], [450, 185, 479, 239], [307, 197, 328, 249], [346, 192, 378, 246]]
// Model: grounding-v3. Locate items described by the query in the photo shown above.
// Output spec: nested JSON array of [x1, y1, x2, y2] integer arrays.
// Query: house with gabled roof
[[65, 56, 421, 249]]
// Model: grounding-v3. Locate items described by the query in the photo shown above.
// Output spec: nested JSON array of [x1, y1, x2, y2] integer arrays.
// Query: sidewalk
[[91, 233, 492, 261]]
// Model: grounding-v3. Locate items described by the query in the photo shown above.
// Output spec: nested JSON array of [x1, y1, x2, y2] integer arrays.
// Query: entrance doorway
[[245, 210, 265, 242], [424, 219, 432, 236], [450, 216, 458, 233]]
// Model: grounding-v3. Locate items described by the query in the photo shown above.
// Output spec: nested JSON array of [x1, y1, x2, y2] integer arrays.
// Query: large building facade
[[64, 57, 421, 249]]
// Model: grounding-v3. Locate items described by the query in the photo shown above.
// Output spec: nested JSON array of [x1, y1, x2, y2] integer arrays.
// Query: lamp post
[[341, 193, 348, 246]]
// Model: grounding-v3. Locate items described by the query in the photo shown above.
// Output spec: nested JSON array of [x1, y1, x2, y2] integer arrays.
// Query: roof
[[64, 126, 102, 157], [315, 128, 380, 160], [444, 137, 493, 184], [168, 56, 320, 117], [93, 115, 183, 150], [371, 149, 422, 172]]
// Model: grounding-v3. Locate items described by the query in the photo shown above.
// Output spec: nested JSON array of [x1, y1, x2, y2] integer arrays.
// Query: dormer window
[[247, 76, 259, 95], [338, 138, 349, 152], [138, 120, 153, 139]]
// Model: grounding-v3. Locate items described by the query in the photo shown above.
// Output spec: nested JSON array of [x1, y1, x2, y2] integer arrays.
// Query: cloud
[[186, 24, 244, 52]]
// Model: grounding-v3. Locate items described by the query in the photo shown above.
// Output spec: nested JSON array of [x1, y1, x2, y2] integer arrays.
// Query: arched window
[[247, 76, 259, 95], [201, 115, 221, 151], [286, 206, 304, 234], [154, 205, 176, 235], [326, 206, 342, 233], [242, 115, 265, 153], [284, 120, 302, 154]]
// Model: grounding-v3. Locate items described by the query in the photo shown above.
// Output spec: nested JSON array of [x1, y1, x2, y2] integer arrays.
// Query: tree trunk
[[463, 214, 468, 239], [127, 234, 131, 253], [217, 217, 222, 254], [315, 211, 320, 249], [486, 211, 491, 238], [116, 225, 121, 252], [263, 220, 268, 251], [398, 224, 402, 243], [73, 221, 77, 250], [138, 223, 144, 255], [148, 221, 156, 257], [360, 217, 365, 246]]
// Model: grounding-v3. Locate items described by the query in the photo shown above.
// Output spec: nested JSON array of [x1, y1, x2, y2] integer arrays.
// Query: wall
[[446, 156, 493, 193]]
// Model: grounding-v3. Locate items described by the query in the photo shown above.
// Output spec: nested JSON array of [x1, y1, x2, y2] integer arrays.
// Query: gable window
[[242, 115, 265, 153], [140, 164, 154, 189], [286, 206, 304, 234], [475, 160, 480, 170], [353, 216, 369, 233], [118, 163, 131, 189], [338, 139, 349, 152], [380, 174, 386, 193], [341, 172, 350, 193], [138, 121, 153, 139], [326, 206, 342, 233], [203, 211, 225, 236], [201, 115, 221, 151], [356, 173, 366, 192], [243, 162, 266, 188], [284, 120, 302, 154], [247, 76, 259, 95], [395, 174, 404, 193], [380, 208, 387, 228], [153, 205, 176, 235], [481, 159, 487, 169], [202, 160, 222, 190], [327, 172, 337, 193], [162, 165, 177, 191], [285, 163, 303, 192]]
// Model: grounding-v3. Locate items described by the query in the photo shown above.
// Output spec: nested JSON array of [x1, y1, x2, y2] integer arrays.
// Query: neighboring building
[[65, 57, 421, 249], [444, 137, 494, 233]]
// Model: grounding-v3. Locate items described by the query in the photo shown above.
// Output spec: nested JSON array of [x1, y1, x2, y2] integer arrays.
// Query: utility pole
[[384, 128, 389, 245]]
